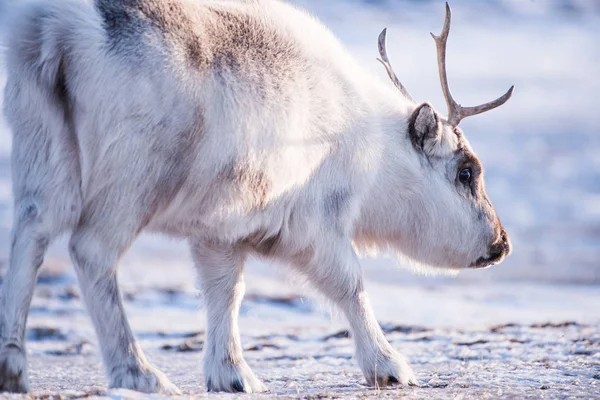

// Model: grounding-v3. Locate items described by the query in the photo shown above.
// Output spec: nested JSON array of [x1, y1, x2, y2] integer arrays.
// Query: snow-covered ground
[[0, 0, 599, 398], [8, 265, 600, 398]]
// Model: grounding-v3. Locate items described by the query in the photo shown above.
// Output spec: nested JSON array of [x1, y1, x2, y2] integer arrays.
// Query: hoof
[[109, 364, 182, 395], [0, 344, 29, 393], [205, 360, 267, 393], [360, 348, 418, 387]]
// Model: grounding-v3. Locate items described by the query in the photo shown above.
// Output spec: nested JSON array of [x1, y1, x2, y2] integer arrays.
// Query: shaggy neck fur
[[350, 78, 422, 254]]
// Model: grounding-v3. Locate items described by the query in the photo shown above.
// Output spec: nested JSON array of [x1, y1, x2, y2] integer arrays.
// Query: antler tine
[[430, 3, 460, 126], [377, 28, 414, 102], [459, 85, 515, 120], [430, 3, 514, 127]]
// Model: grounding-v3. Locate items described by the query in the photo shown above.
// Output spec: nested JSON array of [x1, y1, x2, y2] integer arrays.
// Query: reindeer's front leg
[[190, 239, 267, 393], [292, 240, 418, 387], [67, 193, 181, 395]]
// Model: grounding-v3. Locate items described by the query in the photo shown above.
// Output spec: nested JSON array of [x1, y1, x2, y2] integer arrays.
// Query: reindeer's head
[[365, 3, 512, 270]]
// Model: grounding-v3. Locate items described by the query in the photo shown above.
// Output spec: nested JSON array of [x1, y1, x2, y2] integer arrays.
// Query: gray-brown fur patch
[[323, 188, 350, 218], [95, 0, 304, 77], [222, 161, 271, 208], [244, 230, 283, 257], [95, 0, 208, 68], [141, 116, 203, 227], [206, 8, 298, 71]]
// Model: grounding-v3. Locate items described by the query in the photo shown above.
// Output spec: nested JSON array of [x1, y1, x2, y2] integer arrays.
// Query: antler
[[430, 3, 514, 127], [377, 28, 414, 102]]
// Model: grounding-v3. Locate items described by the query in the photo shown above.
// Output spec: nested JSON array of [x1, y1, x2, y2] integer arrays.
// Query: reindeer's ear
[[408, 103, 441, 155]]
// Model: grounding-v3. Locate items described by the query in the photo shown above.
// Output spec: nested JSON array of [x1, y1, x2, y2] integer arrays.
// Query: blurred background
[[0, 0, 598, 334]]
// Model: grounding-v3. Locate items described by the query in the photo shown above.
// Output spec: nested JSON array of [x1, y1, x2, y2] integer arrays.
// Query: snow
[[8, 275, 600, 399]]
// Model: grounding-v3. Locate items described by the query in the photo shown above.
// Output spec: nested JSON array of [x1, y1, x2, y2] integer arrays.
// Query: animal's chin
[[469, 254, 505, 269]]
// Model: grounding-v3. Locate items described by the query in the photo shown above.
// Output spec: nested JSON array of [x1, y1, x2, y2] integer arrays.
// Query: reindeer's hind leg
[[0, 204, 52, 393], [0, 69, 81, 393], [0, 127, 80, 392]]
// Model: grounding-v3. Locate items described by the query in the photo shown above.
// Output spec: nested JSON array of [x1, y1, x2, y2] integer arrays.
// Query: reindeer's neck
[[351, 82, 420, 251]]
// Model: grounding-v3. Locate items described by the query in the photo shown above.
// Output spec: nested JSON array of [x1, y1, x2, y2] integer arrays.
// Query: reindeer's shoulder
[[265, 1, 351, 58]]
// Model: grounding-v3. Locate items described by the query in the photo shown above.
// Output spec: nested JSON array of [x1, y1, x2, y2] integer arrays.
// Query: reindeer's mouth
[[470, 254, 504, 269], [470, 230, 511, 269]]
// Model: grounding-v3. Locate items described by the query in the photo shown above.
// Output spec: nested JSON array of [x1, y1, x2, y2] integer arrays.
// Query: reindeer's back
[[5, 0, 376, 241], [85, 0, 365, 230]]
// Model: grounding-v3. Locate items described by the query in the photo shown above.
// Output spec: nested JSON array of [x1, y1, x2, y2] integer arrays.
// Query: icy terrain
[[0, 0, 599, 398], [4, 263, 600, 399]]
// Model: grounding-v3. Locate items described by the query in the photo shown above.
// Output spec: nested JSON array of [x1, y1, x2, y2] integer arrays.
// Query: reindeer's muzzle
[[470, 228, 511, 269]]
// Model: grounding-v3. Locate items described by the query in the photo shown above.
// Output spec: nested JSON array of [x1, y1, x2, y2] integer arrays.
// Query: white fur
[[0, 0, 509, 393]]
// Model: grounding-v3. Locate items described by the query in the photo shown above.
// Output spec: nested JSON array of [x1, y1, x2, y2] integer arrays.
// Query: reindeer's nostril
[[489, 242, 504, 259], [499, 228, 511, 256], [488, 228, 511, 259]]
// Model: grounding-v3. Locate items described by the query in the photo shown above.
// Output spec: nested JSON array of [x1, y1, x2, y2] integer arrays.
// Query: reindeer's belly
[[145, 143, 330, 240]]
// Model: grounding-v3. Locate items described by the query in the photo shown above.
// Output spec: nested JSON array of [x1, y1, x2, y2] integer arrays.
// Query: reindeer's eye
[[458, 168, 472, 185]]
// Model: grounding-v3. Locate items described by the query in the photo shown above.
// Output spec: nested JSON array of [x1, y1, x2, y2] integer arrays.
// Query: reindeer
[[0, 0, 512, 394]]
